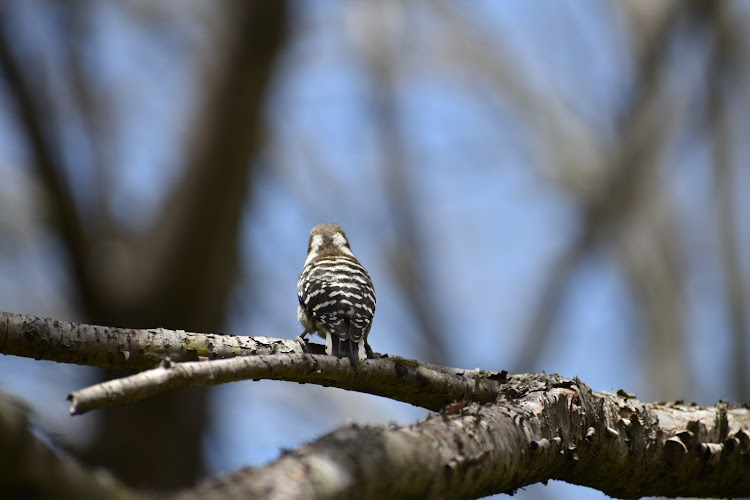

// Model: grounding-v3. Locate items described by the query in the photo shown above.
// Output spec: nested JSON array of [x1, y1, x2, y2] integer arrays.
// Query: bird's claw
[[296, 335, 310, 353]]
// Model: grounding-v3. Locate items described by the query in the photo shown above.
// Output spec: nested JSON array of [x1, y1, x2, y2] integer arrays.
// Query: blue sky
[[0, 2, 747, 499]]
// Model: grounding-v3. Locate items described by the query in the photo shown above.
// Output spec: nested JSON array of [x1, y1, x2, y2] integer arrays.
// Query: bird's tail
[[331, 337, 365, 363]]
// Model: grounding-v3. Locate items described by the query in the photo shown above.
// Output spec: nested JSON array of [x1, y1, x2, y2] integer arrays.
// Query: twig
[[68, 353, 504, 415]]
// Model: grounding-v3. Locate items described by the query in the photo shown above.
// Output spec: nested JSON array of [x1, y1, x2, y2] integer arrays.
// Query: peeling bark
[[2, 310, 749, 499], [179, 377, 750, 499]]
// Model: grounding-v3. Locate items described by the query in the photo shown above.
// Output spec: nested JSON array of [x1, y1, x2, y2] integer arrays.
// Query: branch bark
[[67, 354, 502, 415], [3, 310, 749, 499], [0, 310, 304, 370], [176, 376, 750, 499], [0, 395, 140, 500], [0, 310, 500, 414]]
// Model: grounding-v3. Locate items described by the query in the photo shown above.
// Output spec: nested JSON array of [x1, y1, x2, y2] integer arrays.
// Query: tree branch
[[175, 375, 750, 499], [0, 311, 502, 415], [0, 310, 304, 370], [67, 353, 503, 415], [705, 0, 750, 402], [4, 310, 750, 498], [0, 17, 92, 301], [0, 394, 141, 499]]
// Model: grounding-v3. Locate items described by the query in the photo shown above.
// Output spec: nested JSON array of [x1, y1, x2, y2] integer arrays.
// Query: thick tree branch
[[0, 395, 141, 500], [176, 375, 750, 499], [4, 310, 750, 498], [0, 311, 501, 415], [0, 310, 304, 370]]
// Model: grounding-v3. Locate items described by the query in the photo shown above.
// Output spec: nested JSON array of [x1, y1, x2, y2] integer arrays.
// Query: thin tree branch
[[705, 1, 749, 402], [68, 353, 503, 415], [0, 310, 502, 415], [0, 14, 92, 302], [360, 5, 450, 365], [431, 1, 686, 375]]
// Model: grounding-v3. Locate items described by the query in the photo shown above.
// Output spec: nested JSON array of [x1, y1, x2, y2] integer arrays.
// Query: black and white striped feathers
[[297, 223, 375, 362]]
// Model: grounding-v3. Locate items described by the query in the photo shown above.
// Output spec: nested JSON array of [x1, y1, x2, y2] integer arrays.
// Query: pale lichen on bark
[[2, 310, 749, 499]]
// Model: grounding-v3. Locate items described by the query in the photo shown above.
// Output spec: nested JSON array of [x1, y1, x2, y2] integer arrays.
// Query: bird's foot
[[296, 334, 310, 353], [365, 343, 375, 359]]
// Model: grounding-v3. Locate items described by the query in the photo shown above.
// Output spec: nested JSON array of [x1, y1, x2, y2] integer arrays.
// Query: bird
[[297, 223, 376, 362]]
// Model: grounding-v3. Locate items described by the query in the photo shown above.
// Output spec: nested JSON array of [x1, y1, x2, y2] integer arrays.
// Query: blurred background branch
[[703, 0, 749, 403], [0, 0, 747, 498], [0, 0, 286, 490]]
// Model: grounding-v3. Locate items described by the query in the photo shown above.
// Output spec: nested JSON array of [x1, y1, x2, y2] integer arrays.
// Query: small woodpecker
[[297, 223, 376, 362]]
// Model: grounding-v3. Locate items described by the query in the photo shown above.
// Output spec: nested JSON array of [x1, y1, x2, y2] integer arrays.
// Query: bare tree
[[0, 0, 748, 497]]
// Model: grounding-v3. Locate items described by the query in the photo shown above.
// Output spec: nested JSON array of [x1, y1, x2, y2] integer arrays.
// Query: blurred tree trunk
[[0, 1, 287, 490], [84, 3, 287, 490]]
